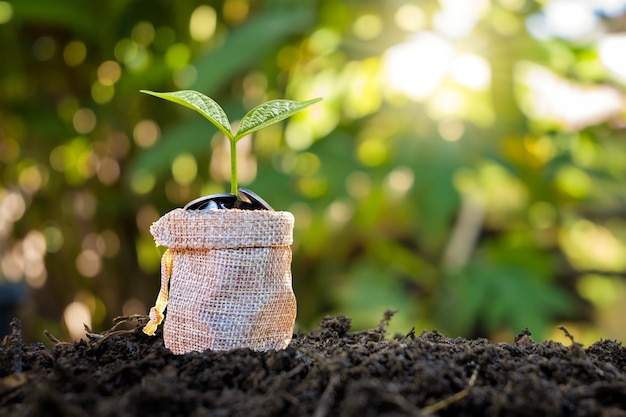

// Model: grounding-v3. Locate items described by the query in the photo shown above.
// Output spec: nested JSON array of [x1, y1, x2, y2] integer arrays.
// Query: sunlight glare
[[450, 53, 491, 90], [598, 33, 626, 82], [545, 1, 597, 40], [529, 0, 599, 41], [518, 63, 625, 130], [383, 32, 454, 101], [434, 0, 489, 39], [593, 0, 626, 16]]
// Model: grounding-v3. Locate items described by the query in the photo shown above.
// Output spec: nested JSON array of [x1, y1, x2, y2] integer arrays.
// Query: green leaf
[[234, 98, 322, 141], [140, 90, 232, 139]]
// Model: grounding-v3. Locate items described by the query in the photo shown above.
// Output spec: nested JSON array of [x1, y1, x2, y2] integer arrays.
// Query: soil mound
[[1, 313, 625, 417]]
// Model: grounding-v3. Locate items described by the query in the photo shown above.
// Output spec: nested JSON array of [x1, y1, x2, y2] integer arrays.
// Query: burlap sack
[[142, 208, 296, 354]]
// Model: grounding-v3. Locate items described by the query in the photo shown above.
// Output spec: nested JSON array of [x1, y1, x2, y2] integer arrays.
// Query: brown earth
[[1, 312, 625, 417]]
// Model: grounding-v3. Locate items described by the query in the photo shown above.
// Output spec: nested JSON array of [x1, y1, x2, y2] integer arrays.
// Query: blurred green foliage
[[1, 0, 626, 344]]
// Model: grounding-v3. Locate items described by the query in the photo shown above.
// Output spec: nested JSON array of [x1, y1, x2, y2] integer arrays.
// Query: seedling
[[141, 90, 310, 352], [141, 90, 322, 198]]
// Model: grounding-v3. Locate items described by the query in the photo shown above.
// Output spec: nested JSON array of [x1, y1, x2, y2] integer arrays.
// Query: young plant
[[140, 90, 322, 197]]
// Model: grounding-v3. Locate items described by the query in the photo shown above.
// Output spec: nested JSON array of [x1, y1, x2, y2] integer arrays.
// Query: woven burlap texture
[[144, 208, 296, 354]]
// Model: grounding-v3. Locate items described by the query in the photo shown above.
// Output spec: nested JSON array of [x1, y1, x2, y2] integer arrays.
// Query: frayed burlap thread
[[143, 208, 296, 354]]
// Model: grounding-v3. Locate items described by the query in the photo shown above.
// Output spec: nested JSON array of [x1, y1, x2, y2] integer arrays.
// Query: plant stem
[[230, 138, 238, 197]]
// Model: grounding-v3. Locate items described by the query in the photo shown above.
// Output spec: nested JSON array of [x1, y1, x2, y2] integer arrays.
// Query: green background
[[1, 0, 625, 345]]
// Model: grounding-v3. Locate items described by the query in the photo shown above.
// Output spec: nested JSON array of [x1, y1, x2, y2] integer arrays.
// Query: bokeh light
[[0, 1, 12, 24], [133, 119, 160, 148], [172, 153, 198, 185], [352, 14, 382, 40], [97, 61, 122, 86], [190, 5, 217, 42], [394, 4, 426, 32], [63, 301, 92, 340], [131, 21, 155, 46], [63, 41, 87, 67], [73, 109, 97, 134]]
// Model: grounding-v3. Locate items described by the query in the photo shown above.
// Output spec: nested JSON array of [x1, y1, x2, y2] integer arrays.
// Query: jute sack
[[142, 208, 297, 354]]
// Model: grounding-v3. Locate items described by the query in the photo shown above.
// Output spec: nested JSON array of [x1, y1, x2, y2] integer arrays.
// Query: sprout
[[141, 90, 322, 197]]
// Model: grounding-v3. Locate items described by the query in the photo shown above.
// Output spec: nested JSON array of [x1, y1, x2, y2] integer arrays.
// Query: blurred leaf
[[367, 239, 436, 288], [334, 259, 418, 333], [11, 0, 99, 38], [235, 98, 322, 141], [400, 137, 462, 248], [190, 8, 316, 94], [315, 130, 362, 188], [445, 244, 575, 339]]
